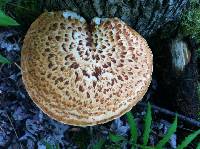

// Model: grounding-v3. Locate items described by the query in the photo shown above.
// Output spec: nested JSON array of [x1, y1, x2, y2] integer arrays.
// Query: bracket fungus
[[21, 10, 153, 126]]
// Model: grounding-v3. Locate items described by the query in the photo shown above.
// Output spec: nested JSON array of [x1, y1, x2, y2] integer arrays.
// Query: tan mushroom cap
[[21, 10, 153, 126]]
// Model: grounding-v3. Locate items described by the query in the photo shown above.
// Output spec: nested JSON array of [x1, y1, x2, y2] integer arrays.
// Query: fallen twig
[[138, 102, 200, 127], [0, 125, 5, 134], [5, 113, 23, 149], [14, 62, 22, 71]]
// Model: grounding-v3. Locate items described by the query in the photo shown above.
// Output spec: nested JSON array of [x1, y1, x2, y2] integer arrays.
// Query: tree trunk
[[41, 0, 188, 37]]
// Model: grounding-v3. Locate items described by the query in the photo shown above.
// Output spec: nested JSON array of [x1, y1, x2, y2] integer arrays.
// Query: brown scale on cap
[[21, 10, 153, 126]]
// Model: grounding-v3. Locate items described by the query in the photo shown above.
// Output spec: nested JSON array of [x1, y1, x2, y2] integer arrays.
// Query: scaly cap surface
[[21, 10, 153, 126]]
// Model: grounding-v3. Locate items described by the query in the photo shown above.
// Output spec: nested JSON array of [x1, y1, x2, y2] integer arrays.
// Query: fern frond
[[142, 102, 152, 146], [156, 115, 178, 148]]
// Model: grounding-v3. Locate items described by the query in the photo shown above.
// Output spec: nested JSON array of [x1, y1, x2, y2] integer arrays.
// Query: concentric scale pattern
[[21, 11, 153, 126]]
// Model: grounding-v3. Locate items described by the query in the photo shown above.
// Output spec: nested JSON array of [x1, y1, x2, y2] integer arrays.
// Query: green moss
[[180, 1, 200, 43], [196, 82, 200, 120]]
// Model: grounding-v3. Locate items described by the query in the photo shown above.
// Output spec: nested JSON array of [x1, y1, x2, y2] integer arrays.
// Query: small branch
[[0, 125, 5, 134], [6, 113, 23, 149], [14, 62, 22, 71], [138, 102, 200, 127]]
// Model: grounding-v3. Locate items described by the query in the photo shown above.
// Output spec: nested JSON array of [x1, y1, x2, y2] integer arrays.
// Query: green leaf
[[156, 115, 178, 149], [177, 129, 200, 149], [126, 112, 138, 144], [142, 102, 152, 146], [109, 133, 126, 143], [45, 142, 53, 149], [134, 144, 155, 149], [197, 143, 200, 149], [92, 138, 106, 149], [45, 142, 60, 149], [0, 54, 11, 64], [55, 144, 60, 149], [0, 10, 19, 26]]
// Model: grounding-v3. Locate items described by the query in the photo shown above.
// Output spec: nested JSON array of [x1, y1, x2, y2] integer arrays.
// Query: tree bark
[[41, 0, 188, 37]]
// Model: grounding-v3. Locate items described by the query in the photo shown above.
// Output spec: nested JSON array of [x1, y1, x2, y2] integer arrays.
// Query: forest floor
[[0, 0, 200, 149], [0, 26, 199, 149]]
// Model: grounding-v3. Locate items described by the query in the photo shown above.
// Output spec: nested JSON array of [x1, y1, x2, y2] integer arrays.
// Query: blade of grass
[[109, 133, 126, 143], [0, 10, 19, 26], [134, 144, 155, 149], [55, 144, 60, 149], [45, 142, 53, 149], [197, 143, 200, 149], [177, 129, 200, 149], [0, 0, 8, 9], [92, 138, 106, 149], [155, 115, 178, 149], [143, 102, 152, 146], [0, 54, 11, 64], [126, 112, 138, 144]]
